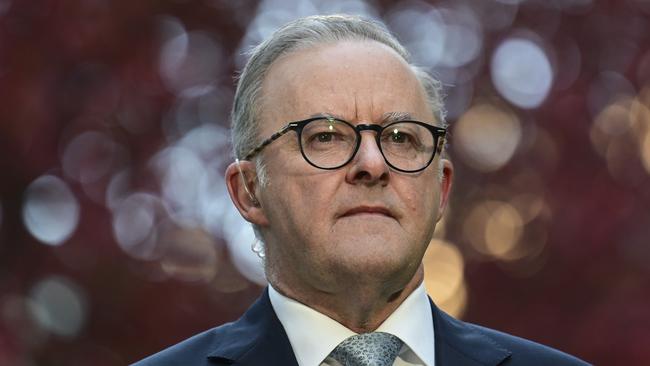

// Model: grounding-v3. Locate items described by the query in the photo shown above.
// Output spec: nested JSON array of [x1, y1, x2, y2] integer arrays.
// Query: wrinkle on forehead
[[306, 111, 425, 127], [355, 93, 360, 122], [259, 40, 432, 132]]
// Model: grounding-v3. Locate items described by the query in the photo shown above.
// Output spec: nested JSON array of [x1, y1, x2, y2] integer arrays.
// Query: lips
[[340, 205, 395, 218]]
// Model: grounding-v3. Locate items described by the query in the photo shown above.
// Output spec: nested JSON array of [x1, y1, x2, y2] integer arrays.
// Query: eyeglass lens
[[299, 118, 436, 171]]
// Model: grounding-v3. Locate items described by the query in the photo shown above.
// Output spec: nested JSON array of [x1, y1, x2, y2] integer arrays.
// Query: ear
[[225, 160, 269, 227], [436, 158, 454, 222]]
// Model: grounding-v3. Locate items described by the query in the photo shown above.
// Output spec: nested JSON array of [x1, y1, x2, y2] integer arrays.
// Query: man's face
[[251, 40, 452, 294]]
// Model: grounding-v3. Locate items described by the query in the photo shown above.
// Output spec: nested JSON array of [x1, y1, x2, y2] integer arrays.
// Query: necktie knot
[[329, 332, 403, 366]]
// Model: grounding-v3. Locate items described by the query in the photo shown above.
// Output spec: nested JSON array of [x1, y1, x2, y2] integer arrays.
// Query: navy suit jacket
[[132, 288, 590, 366]]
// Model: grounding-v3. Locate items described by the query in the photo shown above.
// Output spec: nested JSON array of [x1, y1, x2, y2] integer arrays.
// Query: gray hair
[[231, 14, 447, 163]]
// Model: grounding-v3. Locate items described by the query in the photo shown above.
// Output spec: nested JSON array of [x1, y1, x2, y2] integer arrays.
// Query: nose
[[345, 130, 389, 185]]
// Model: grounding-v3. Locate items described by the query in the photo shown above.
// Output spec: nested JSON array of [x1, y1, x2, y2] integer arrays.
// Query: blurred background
[[1, 0, 649, 364]]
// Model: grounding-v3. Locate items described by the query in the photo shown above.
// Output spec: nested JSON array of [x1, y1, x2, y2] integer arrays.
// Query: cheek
[[269, 174, 340, 223], [401, 189, 419, 213], [398, 177, 440, 219]]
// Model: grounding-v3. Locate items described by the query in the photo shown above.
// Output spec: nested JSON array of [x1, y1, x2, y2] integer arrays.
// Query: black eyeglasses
[[242, 116, 446, 173]]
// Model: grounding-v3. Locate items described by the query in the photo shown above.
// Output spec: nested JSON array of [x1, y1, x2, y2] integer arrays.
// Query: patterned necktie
[[329, 332, 403, 366]]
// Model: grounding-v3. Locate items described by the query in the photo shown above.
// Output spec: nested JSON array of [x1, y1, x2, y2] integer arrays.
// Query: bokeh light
[[386, 1, 445, 69], [632, 88, 650, 174], [152, 146, 206, 225], [589, 98, 635, 156], [197, 168, 232, 238], [111, 192, 166, 260], [159, 17, 225, 96], [28, 276, 87, 338], [484, 202, 524, 257], [588, 94, 650, 181], [423, 239, 466, 318], [0, 0, 11, 16], [444, 80, 474, 120], [105, 169, 131, 211], [587, 71, 636, 118], [3, 1, 650, 364], [22, 175, 80, 246], [236, 0, 379, 68], [509, 193, 549, 224], [491, 36, 553, 109], [158, 222, 220, 282], [435, 4, 483, 69], [463, 200, 529, 260], [61, 131, 126, 185], [454, 103, 522, 172], [2, 294, 49, 353], [386, 0, 483, 75], [641, 128, 650, 174], [222, 206, 267, 286]]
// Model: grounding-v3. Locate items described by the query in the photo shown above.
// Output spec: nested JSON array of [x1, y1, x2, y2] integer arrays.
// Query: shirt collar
[[376, 283, 435, 365], [268, 283, 435, 366]]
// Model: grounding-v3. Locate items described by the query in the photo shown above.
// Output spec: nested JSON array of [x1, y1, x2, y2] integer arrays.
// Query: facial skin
[[226, 40, 453, 332]]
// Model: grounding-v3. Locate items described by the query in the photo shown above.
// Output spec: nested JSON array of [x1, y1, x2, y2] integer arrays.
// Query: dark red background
[[1, 0, 650, 365]]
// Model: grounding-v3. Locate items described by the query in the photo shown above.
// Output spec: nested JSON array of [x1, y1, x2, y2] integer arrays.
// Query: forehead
[[258, 40, 432, 131]]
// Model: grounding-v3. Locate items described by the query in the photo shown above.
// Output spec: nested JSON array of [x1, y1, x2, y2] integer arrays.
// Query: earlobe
[[436, 159, 454, 222], [225, 160, 269, 226]]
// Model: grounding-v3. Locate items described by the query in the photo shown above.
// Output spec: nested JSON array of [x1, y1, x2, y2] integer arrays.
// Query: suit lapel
[[430, 298, 512, 366], [204, 289, 511, 366], [206, 289, 299, 366]]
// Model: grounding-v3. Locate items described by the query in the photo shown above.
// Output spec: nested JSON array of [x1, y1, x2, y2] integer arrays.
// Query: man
[[134, 14, 589, 366]]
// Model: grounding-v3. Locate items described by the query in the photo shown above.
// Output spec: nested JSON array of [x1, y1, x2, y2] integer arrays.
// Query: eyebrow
[[308, 112, 344, 119], [381, 111, 414, 124], [307, 111, 416, 125]]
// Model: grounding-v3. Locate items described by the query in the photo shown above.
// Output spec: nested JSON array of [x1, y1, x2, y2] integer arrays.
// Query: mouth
[[340, 206, 395, 219]]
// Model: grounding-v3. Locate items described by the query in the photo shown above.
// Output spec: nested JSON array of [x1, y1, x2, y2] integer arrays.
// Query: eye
[[316, 132, 334, 143], [305, 120, 350, 145], [385, 128, 415, 144], [302, 118, 356, 151], [389, 129, 410, 143], [308, 131, 344, 145]]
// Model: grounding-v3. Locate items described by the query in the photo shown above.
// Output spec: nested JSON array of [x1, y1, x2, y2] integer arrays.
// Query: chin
[[318, 228, 422, 274], [331, 247, 414, 279]]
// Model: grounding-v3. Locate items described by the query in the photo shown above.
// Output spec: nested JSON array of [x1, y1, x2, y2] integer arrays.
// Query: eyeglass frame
[[241, 116, 447, 173]]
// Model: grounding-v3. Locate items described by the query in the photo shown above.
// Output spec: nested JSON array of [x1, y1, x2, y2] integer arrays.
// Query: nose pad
[[352, 124, 385, 162]]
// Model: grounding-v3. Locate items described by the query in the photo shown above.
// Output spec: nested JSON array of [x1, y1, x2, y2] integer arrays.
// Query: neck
[[270, 265, 424, 333]]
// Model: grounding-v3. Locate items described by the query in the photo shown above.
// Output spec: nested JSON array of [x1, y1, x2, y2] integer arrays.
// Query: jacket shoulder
[[466, 322, 591, 366], [131, 289, 291, 366], [130, 322, 235, 366]]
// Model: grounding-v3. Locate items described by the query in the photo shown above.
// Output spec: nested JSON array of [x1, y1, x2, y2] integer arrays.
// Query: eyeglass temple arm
[[235, 158, 260, 206], [241, 124, 295, 160], [436, 131, 447, 153]]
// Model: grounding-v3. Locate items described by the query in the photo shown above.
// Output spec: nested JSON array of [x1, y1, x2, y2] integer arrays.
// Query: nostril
[[349, 159, 390, 185], [353, 170, 371, 181]]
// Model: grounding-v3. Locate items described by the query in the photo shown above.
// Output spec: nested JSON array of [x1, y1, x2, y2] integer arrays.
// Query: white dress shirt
[[268, 283, 435, 366]]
